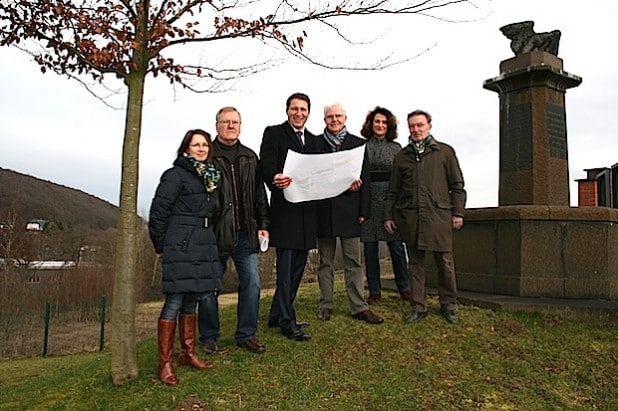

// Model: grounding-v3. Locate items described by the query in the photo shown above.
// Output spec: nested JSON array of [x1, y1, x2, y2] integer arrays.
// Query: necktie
[[295, 131, 304, 149]]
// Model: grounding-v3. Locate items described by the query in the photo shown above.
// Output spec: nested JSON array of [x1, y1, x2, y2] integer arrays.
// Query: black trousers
[[268, 248, 309, 331]]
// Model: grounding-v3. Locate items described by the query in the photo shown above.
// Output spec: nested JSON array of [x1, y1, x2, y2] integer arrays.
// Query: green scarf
[[409, 135, 433, 162], [185, 155, 221, 193]]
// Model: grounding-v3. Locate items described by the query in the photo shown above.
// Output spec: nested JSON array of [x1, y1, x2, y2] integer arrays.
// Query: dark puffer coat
[[149, 156, 221, 294]]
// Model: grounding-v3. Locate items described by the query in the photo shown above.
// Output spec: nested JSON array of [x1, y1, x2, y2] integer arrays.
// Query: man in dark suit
[[259, 92, 322, 341], [316, 103, 383, 324]]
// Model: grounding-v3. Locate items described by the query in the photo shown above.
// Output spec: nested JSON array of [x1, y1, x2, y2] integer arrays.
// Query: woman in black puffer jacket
[[149, 129, 221, 385]]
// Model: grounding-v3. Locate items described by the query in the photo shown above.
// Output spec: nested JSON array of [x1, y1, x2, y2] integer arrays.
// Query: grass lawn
[[0, 283, 616, 410]]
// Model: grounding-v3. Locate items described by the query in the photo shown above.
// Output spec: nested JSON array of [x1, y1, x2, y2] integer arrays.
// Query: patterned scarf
[[322, 126, 348, 152], [185, 155, 221, 193], [409, 135, 433, 162]]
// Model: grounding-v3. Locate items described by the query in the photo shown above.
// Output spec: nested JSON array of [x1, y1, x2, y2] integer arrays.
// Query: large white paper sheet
[[282, 145, 365, 203]]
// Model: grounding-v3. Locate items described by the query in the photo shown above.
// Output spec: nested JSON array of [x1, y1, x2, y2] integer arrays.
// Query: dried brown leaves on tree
[[1, 0, 472, 87]]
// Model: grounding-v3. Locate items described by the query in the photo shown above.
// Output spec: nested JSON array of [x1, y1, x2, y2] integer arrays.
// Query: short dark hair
[[177, 129, 213, 160], [407, 109, 432, 124], [360, 106, 398, 141], [286, 92, 311, 111]]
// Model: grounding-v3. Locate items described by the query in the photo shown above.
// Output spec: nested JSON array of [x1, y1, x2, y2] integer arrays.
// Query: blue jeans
[[363, 241, 409, 294], [198, 231, 260, 344], [159, 293, 199, 320]]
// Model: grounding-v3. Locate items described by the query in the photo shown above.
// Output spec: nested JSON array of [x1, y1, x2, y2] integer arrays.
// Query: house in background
[[576, 163, 618, 207], [24, 261, 76, 285], [25, 218, 48, 231]]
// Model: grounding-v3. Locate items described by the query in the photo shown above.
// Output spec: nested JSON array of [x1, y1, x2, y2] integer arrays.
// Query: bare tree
[[0, 207, 29, 261], [0, 0, 476, 384]]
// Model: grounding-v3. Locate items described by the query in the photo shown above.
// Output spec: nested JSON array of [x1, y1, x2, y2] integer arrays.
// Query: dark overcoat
[[316, 133, 371, 238], [149, 156, 221, 294], [383, 136, 466, 252], [360, 137, 403, 242], [259, 121, 322, 250]]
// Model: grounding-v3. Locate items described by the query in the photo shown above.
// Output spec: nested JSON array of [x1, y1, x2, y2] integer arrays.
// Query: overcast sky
[[1, 0, 617, 217]]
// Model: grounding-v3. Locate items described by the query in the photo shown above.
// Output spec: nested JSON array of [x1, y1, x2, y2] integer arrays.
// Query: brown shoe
[[317, 307, 332, 321], [178, 314, 213, 370], [237, 337, 265, 353], [399, 289, 412, 301], [367, 293, 381, 305], [353, 309, 384, 324]]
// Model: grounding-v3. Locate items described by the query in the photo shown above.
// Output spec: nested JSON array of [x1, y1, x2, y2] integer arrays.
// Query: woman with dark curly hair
[[360, 107, 411, 304]]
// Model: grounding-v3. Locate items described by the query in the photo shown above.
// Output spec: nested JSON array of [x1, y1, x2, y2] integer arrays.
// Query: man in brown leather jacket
[[198, 106, 270, 354]]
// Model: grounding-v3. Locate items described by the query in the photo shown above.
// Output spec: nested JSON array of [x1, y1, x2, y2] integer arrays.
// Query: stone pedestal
[[428, 206, 618, 299], [483, 51, 582, 206], [431, 50, 617, 302]]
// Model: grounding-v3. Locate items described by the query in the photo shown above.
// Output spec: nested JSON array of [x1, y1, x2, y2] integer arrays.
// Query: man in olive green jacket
[[384, 109, 466, 324]]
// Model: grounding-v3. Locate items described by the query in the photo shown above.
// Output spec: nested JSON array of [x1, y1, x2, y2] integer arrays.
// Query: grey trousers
[[408, 247, 458, 312], [317, 236, 369, 315]]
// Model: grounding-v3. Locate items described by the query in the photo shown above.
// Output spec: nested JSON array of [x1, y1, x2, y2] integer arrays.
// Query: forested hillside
[[0, 167, 118, 230]]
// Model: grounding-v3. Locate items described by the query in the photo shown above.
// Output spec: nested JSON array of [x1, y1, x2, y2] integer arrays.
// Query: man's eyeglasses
[[217, 120, 241, 126], [325, 114, 345, 120]]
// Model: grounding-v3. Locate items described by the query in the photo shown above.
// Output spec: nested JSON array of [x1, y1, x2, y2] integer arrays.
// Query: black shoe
[[236, 337, 266, 353], [405, 310, 428, 323], [440, 307, 459, 324], [268, 320, 278, 328], [352, 309, 384, 324], [281, 327, 311, 341]]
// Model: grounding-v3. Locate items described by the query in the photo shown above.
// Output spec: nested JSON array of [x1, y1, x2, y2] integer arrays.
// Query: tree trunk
[[110, 72, 145, 385]]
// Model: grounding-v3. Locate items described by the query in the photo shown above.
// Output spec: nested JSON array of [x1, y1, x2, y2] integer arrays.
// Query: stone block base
[[425, 206, 618, 300]]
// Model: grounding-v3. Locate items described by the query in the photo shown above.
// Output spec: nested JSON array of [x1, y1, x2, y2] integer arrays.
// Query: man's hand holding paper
[[281, 145, 365, 203]]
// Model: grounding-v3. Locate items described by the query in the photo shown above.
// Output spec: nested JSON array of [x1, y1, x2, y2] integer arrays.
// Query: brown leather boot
[[399, 289, 412, 301], [158, 319, 177, 385], [178, 314, 213, 370]]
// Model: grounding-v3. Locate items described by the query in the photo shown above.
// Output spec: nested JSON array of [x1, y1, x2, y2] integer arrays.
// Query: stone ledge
[[465, 205, 618, 222]]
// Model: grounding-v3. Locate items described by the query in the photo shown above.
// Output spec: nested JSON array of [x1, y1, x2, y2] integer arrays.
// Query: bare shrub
[[0, 264, 113, 359]]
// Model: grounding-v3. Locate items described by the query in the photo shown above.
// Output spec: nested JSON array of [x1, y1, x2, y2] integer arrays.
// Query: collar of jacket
[[285, 121, 306, 134], [173, 155, 200, 176], [212, 137, 253, 160], [404, 135, 440, 153]]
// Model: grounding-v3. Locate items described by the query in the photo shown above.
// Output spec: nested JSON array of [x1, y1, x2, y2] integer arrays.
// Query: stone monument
[[425, 22, 618, 302], [484, 22, 580, 205]]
